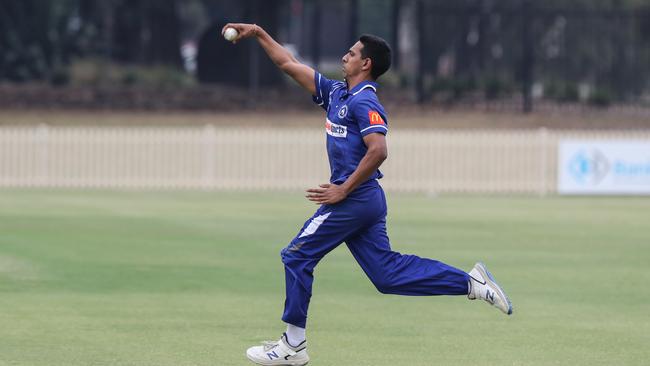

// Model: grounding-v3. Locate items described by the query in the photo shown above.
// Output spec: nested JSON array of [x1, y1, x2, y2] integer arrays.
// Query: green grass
[[0, 191, 649, 365]]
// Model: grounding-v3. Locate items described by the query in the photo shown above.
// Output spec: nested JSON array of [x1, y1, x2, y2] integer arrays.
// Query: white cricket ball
[[224, 27, 238, 42]]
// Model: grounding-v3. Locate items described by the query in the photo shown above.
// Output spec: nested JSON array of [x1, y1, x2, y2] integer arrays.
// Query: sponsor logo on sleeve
[[325, 119, 347, 138], [368, 111, 385, 125]]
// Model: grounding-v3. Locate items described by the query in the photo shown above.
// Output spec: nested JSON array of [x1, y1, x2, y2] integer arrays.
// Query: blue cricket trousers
[[280, 181, 469, 328]]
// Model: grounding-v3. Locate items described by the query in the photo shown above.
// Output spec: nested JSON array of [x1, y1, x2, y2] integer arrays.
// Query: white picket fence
[[1, 125, 649, 194]]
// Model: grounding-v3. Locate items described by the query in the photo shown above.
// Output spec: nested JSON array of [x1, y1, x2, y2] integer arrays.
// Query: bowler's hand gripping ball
[[224, 27, 238, 42]]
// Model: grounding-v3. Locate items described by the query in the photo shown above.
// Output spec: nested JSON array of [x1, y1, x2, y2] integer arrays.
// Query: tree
[[0, 0, 82, 82]]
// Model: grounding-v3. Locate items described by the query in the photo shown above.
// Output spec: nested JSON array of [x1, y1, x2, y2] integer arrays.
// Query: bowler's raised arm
[[222, 23, 316, 95]]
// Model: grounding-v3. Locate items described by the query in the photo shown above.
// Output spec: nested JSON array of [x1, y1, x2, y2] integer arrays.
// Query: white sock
[[285, 324, 306, 347]]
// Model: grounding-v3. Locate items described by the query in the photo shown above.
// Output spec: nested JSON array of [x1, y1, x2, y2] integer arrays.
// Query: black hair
[[359, 34, 392, 80]]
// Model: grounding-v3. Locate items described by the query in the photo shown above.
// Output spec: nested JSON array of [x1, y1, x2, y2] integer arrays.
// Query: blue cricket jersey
[[281, 72, 472, 330], [312, 72, 389, 187]]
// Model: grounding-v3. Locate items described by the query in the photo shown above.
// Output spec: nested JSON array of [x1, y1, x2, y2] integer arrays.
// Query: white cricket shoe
[[246, 333, 309, 366], [468, 262, 513, 315]]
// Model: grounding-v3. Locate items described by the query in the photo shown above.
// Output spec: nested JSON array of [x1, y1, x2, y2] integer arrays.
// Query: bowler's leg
[[345, 218, 469, 296], [247, 205, 353, 366], [281, 205, 365, 328], [346, 217, 514, 315]]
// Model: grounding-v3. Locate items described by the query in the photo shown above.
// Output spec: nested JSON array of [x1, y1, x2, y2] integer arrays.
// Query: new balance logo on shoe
[[266, 351, 279, 360], [485, 290, 495, 304]]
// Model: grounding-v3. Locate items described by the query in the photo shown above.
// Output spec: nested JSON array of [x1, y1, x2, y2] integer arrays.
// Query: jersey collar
[[344, 80, 378, 97]]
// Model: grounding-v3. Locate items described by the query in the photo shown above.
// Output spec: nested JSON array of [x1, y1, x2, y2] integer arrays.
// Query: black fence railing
[[2, 0, 650, 113], [414, 0, 650, 112]]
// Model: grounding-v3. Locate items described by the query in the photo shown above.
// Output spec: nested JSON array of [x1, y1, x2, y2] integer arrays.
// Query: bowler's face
[[341, 41, 366, 79]]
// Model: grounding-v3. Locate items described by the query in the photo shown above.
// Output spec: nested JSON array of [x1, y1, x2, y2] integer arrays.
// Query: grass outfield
[[0, 190, 648, 365]]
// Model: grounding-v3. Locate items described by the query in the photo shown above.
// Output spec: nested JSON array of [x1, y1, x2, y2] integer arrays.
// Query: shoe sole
[[476, 262, 513, 315], [246, 352, 309, 366]]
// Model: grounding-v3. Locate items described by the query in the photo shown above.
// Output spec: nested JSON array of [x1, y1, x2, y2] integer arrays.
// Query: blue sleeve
[[351, 98, 388, 136], [312, 72, 336, 111]]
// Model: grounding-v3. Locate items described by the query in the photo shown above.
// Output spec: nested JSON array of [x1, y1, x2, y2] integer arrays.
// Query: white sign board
[[558, 140, 650, 195]]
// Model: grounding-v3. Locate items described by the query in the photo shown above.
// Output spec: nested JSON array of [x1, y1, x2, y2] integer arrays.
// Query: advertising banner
[[558, 140, 650, 195]]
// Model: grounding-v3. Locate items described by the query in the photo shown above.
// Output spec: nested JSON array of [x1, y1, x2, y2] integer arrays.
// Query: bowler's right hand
[[221, 21, 315, 95], [221, 23, 259, 44]]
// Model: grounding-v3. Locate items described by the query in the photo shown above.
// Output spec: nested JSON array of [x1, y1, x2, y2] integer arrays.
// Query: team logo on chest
[[325, 118, 347, 138], [338, 105, 348, 119]]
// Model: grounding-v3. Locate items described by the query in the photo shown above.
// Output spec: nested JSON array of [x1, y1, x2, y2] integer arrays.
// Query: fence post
[[390, 0, 400, 70], [203, 124, 216, 190], [36, 124, 49, 187], [248, 1, 260, 107], [311, 0, 322, 69], [522, 0, 534, 113], [349, 0, 359, 49], [416, 0, 426, 104], [538, 127, 548, 196]]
